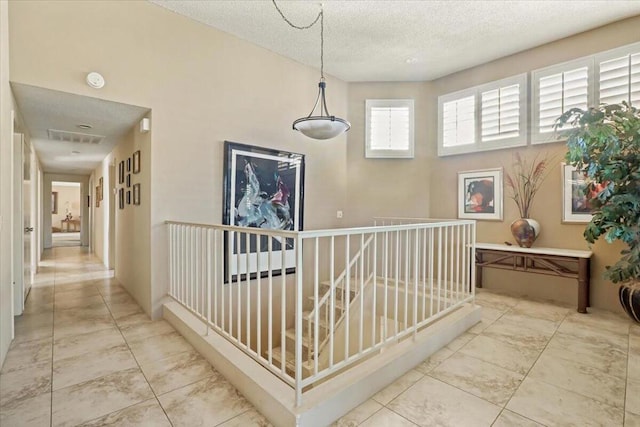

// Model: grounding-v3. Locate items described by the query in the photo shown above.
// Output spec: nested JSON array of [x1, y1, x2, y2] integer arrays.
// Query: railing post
[[295, 234, 304, 407]]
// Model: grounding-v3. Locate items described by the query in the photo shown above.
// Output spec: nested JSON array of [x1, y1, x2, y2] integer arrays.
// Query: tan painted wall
[[1, 0, 13, 368], [348, 16, 640, 313], [8, 1, 348, 318]]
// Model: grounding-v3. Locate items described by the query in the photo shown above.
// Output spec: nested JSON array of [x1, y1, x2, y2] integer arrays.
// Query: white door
[[12, 133, 24, 314]]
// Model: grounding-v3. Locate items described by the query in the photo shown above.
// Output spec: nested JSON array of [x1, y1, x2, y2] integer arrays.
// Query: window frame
[[438, 73, 527, 157], [531, 57, 595, 145], [595, 41, 640, 107], [365, 99, 415, 159]]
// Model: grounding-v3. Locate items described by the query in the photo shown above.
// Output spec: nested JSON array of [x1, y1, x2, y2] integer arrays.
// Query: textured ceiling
[[12, 84, 149, 175], [149, 0, 640, 82]]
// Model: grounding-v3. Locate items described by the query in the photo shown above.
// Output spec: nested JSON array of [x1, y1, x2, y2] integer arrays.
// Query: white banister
[[165, 218, 476, 407]]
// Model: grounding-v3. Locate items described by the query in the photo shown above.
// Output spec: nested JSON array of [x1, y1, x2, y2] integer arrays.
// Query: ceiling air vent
[[47, 129, 105, 144]]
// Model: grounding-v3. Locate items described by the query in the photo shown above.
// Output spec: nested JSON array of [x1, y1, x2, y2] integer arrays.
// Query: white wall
[[0, 0, 12, 368]]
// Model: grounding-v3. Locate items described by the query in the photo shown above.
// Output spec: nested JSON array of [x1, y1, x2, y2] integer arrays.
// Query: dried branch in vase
[[505, 152, 553, 218]]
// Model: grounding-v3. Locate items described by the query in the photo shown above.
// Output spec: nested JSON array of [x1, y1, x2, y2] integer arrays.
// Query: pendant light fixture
[[273, 1, 350, 140]]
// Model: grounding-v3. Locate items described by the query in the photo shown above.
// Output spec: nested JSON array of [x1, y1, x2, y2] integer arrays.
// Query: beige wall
[[348, 15, 640, 312], [8, 0, 348, 318], [1, 0, 13, 367]]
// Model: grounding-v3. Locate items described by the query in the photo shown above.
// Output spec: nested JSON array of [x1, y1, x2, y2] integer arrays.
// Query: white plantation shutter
[[481, 84, 520, 141], [365, 99, 414, 158], [538, 67, 589, 134], [599, 52, 640, 106], [369, 107, 410, 150], [442, 95, 475, 147]]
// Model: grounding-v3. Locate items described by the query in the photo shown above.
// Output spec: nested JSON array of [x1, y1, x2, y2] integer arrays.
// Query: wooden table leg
[[475, 251, 483, 289], [577, 258, 590, 313]]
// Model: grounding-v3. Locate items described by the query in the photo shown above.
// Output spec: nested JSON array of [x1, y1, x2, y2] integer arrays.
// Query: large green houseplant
[[556, 102, 640, 320]]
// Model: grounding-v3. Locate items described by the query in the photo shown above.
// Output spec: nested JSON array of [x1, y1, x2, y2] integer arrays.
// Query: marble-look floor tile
[[565, 309, 631, 337], [0, 361, 51, 407], [54, 294, 105, 311], [107, 301, 144, 319], [140, 349, 215, 395], [333, 399, 382, 427], [429, 352, 523, 405], [482, 319, 552, 353], [104, 292, 136, 305], [158, 373, 253, 427], [359, 407, 417, 426], [120, 318, 174, 342], [545, 332, 627, 379], [13, 312, 53, 343], [54, 316, 116, 339], [388, 376, 501, 426], [22, 301, 54, 315], [474, 291, 520, 311], [414, 347, 453, 374], [626, 379, 640, 416], [629, 353, 640, 382], [128, 331, 193, 364], [53, 344, 137, 390], [0, 390, 51, 427], [626, 411, 640, 427], [54, 304, 111, 322], [77, 398, 171, 426], [506, 377, 623, 427], [445, 331, 474, 352], [51, 367, 154, 427], [492, 410, 544, 427], [510, 299, 570, 323], [497, 312, 560, 335], [218, 408, 273, 427], [527, 350, 625, 408], [115, 312, 151, 328], [1, 336, 52, 374], [558, 315, 628, 350], [53, 324, 125, 361], [372, 369, 424, 405], [460, 334, 540, 376]]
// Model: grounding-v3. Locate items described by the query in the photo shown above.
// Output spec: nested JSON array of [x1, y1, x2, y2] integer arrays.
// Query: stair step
[[269, 347, 314, 373], [307, 296, 347, 311], [320, 279, 360, 294], [302, 311, 330, 330]]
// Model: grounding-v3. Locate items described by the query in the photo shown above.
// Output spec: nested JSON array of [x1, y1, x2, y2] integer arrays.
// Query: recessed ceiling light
[[86, 72, 105, 89], [76, 124, 93, 130]]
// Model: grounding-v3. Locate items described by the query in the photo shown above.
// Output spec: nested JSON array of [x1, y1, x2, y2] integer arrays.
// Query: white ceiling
[[150, 0, 640, 82], [12, 84, 149, 175]]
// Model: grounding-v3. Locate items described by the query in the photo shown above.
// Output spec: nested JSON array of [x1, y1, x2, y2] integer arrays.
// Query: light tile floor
[[1, 246, 640, 426]]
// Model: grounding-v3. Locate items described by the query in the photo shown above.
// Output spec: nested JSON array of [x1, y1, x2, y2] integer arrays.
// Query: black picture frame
[[119, 161, 125, 184], [118, 188, 124, 210], [126, 174, 131, 188], [126, 190, 131, 205], [222, 141, 305, 282], [133, 183, 140, 205], [127, 157, 131, 172], [133, 150, 141, 174]]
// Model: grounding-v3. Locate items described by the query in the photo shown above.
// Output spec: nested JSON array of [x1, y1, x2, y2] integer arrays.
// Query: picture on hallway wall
[[222, 141, 305, 282], [562, 163, 596, 223], [133, 150, 141, 174], [98, 177, 103, 201], [119, 161, 125, 184], [133, 183, 140, 205], [95, 186, 100, 208], [119, 188, 124, 210], [457, 168, 503, 221]]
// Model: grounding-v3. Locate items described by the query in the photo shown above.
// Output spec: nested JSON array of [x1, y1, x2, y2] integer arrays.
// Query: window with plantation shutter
[[532, 58, 592, 144], [438, 74, 526, 156], [365, 99, 414, 158], [597, 45, 640, 106]]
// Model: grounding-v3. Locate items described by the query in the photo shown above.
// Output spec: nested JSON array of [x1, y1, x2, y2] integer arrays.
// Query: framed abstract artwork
[[562, 163, 595, 223], [118, 188, 124, 210], [223, 141, 305, 281], [119, 161, 125, 184], [133, 183, 140, 205], [133, 150, 141, 174], [457, 168, 503, 221]]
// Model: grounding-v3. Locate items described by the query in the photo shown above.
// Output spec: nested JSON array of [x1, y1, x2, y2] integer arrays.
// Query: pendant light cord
[[272, 0, 324, 80]]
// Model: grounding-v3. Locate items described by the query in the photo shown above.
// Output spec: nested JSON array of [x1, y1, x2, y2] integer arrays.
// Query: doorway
[[51, 181, 81, 247]]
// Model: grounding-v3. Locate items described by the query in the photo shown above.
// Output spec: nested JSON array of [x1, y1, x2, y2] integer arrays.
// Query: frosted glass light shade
[[293, 116, 351, 140]]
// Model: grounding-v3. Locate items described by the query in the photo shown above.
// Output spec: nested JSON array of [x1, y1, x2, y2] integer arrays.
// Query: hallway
[[0, 247, 269, 426], [2, 247, 640, 426]]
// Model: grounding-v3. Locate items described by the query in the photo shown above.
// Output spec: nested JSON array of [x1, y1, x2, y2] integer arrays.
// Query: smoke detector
[[86, 72, 105, 89]]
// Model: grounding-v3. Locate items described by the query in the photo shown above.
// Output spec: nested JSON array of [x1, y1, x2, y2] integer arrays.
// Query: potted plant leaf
[[556, 102, 640, 321]]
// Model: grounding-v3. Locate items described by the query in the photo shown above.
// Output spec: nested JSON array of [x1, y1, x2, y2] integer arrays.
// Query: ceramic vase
[[619, 282, 640, 323], [510, 218, 540, 248]]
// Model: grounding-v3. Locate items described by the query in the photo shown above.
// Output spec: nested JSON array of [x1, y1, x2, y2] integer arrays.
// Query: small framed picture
[[98, 177, 103, 201], [126, 190, 131, 205], [126, 174, 131, 188], [119, 161, 125, 184], [133, 150, 141, 174], [457, 168, 503, 221], [127, 157, 131, 172], [119, 188, 124, 210], [133, 183, 140, 205], [95, 186, 100, 208], [562, 163, 595, 223]]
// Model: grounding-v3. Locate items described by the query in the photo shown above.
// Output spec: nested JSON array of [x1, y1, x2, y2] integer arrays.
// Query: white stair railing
[[166, 219, 476, 407]]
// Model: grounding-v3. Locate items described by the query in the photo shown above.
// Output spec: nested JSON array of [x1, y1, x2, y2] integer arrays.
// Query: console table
[[475, 243, 592, 313], [61, 219, 81, 232]]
